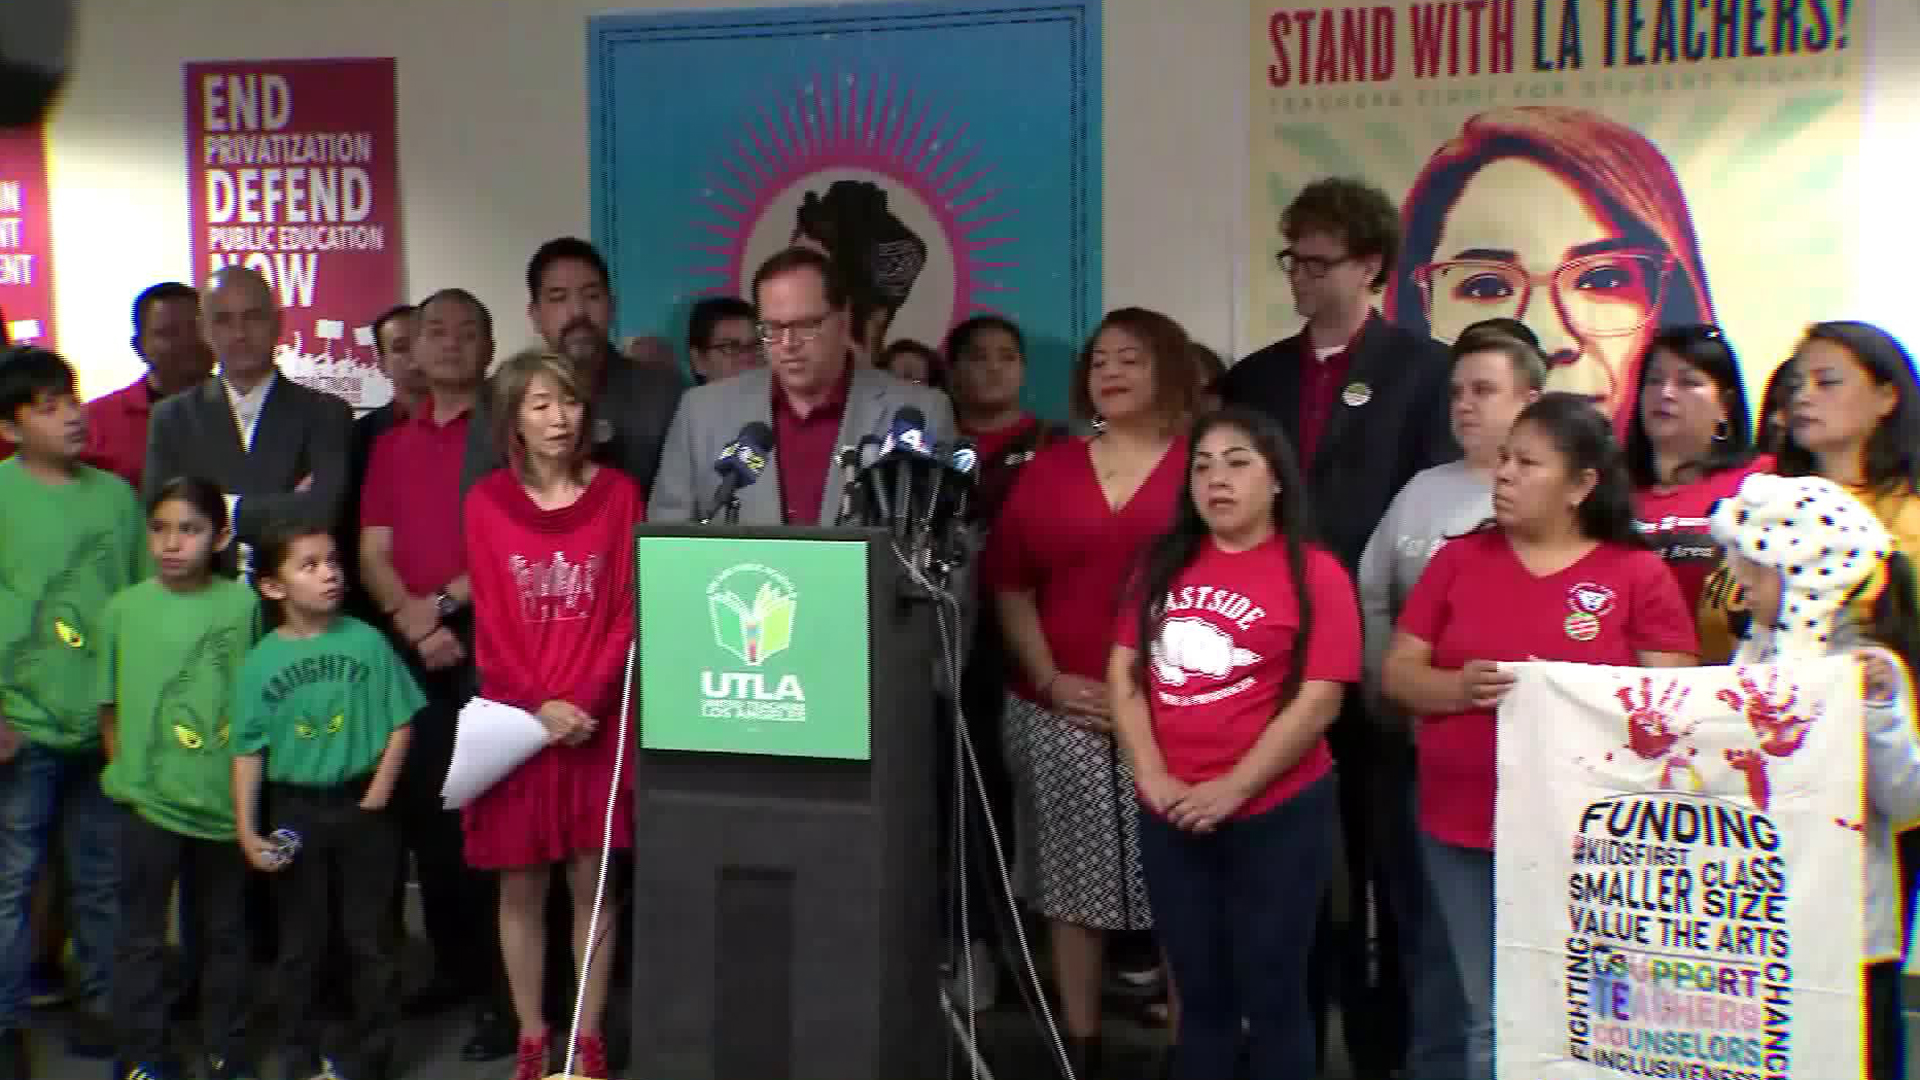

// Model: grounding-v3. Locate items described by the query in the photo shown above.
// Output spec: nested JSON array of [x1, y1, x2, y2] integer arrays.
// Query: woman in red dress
[[983, 307, 1199, 1073], [1624, 324, 1770, 615], [462, 349, 643, 1080]]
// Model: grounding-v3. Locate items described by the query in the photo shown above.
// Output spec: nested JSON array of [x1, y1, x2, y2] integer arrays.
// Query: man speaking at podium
[[649, 246, 954, 525]]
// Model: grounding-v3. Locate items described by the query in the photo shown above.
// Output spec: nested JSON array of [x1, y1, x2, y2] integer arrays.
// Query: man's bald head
[[201, 264, 282, 387], [203, 264, 277, 309]]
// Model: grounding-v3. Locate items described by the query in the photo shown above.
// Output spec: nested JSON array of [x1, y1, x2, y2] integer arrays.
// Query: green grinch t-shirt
[[98, 577, 261, 840], [230, 616, 423, 785], [0, 460, 150, 750]]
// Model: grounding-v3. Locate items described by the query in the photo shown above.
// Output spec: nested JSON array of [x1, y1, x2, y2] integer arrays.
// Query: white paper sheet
[[441, 697, 551, 809]]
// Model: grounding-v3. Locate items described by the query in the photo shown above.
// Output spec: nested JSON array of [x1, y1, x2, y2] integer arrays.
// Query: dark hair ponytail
[[1870, 552, 1920, 679], [1131, 406, 1320, 706], [1513, 392, 1648, 548]]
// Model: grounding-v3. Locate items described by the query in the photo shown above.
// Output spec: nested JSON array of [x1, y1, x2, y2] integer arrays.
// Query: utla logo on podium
[[702, 563, 806, 723], [707, 563, 797, 666]]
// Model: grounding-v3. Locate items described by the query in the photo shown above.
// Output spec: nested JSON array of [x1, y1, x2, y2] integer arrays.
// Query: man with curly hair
[[1219, 176, 1458, 1080]]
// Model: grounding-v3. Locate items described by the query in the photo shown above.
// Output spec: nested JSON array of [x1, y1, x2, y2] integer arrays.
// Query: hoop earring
[[1713, 419, 1730, 442], [1090, 415, 1107, 433]]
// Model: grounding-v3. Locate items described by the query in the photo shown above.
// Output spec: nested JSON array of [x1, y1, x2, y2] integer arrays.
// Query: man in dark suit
[[144, 265, 354, 553], [1219, 177, 1456, 1080], [462, 237, 684, 495], [650, 247, 954, 526]]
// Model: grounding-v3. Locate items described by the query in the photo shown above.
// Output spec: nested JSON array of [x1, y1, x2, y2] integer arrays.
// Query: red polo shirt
[[773, 368, 851, 525], [1296, 314, 1373, 465], [84, 376, 159, 490], [360, 401, 473, 595]]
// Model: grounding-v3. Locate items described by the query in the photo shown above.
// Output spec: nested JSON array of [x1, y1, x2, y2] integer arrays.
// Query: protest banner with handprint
[[1494, 656, 1861, 1079]]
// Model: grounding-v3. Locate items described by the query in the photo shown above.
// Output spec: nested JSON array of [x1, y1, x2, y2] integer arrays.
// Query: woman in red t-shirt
[[1110, 406, 1359, 1080], [462, 350, 643, 1080], [982, 307, 1199, 1070], [1625, 324, 1770, 613], [1383, 393, 1697, 1078]]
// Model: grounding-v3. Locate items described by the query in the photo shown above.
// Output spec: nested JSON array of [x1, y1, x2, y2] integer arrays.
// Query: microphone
[[923, 439, 978, 550], [699, 421, 773, 524], [881, 406, 931, 540], [854, 434, 890, 525], [947, 440, 978, 528], [834, 444, 861, 526]]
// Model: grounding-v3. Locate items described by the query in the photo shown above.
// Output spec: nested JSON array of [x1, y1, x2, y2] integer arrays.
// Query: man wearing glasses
[[685, 296, 764, 385], [1218, 177, 1457, 1080], [461, 237, 686, 496], [649, 246, 953, 526]]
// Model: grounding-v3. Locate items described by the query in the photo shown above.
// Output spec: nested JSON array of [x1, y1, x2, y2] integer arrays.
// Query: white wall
[[43, 0, 1920, 400]]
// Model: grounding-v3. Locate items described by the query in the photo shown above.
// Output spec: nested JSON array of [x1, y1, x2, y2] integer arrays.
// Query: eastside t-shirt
[[1633, 457, 1771, 614], [1117, 537, 1361, 818], [230, 616, 425, 786], [1397, 531, 1697, 849], [97, 577, 260, 839]]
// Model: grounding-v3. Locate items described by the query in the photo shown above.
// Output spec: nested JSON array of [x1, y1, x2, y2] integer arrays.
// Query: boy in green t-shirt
[[99, 478, 261, 1080], [229, 521, 419, 1080], [0, 347, 151, 1070]]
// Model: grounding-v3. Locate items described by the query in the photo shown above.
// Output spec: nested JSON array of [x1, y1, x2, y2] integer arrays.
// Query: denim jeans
[[1379, 783, 1469, 1080], [0, 744, 119, 1030], [1138, 776, 1335, 1080], [1421, 833, 1494, 1080]]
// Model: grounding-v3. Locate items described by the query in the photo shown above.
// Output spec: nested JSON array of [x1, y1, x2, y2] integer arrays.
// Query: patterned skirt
[[1002, 692, 1153, 931]]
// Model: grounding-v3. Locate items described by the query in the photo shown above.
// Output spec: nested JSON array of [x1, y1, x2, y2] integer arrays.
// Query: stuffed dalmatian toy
[[1707, 472, 1892, 664]]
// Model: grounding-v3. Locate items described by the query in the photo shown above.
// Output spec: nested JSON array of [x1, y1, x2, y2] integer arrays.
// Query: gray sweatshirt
[[1355, 461, 1495, 718]]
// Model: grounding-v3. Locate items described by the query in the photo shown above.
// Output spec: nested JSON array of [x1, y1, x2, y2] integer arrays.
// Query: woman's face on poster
[[1421, 157, 1665, 420]]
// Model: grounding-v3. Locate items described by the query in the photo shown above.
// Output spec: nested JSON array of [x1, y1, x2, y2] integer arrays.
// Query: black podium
[[628, 526, 940, 1080]]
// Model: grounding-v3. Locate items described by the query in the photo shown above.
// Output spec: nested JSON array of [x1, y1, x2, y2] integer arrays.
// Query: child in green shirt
[[229, 521, 419, 1080], [0, 347, 150, 1069], [99, 478, 260, 1080]]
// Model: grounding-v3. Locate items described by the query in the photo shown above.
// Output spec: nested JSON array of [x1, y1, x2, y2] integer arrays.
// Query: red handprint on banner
[[1614, 676, 1701, 790], [1717, 668, 1821, 811]]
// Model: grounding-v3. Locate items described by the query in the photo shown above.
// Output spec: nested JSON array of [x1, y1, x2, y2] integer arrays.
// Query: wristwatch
[[433, 589, 459, 619]]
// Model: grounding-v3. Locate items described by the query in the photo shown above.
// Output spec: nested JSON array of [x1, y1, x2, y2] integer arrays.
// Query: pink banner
[[0, 124, 56, 349], [185, 57, 404, 410]]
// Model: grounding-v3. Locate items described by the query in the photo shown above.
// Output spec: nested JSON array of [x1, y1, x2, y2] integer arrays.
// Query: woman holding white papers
[[462, 349, 644, 1080]]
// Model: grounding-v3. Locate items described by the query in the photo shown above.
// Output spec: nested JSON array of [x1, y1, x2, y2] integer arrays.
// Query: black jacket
[[1220, 316, 1456, 569]]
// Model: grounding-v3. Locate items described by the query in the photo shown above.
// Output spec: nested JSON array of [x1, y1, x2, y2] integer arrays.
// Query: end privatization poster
[[185, 57, 405, 410]]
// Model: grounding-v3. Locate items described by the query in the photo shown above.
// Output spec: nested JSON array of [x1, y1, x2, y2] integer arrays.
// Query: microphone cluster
[[837, 406, 978, 576]]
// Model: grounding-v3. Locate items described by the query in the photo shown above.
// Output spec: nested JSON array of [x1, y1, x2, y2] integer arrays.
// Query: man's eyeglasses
[[756, 313, 833, 346], [702, 340, 760, 358], [1412, 250, 1675, 339], [1275, 249, 1354, 279]]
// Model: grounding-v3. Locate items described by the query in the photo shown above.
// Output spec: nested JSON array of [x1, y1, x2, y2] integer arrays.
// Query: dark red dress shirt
[[772, 367, 852, 525]]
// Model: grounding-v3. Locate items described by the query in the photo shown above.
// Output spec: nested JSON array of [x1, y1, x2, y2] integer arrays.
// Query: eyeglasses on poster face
[[1414, 249, 1676, 339]]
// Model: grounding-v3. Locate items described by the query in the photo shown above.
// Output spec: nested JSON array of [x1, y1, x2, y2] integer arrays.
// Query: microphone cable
[[559, 636, 637, 1080], [888, 535, 1078, 1080]]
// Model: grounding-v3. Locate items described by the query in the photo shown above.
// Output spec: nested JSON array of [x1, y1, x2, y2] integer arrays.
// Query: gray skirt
[[1002, 692, 1153, 931]]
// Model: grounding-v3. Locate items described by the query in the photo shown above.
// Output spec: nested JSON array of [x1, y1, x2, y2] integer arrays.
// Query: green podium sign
[[637, 535, 872, 760]]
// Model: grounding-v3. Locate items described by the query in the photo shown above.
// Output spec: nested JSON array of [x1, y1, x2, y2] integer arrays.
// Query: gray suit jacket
[[144, 373, 355, 545], [648, 365, 956, 525]]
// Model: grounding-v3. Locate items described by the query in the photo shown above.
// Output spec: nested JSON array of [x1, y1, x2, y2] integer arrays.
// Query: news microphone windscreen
[[715, 422, 773, 485], [884, 406, 932, 457]]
